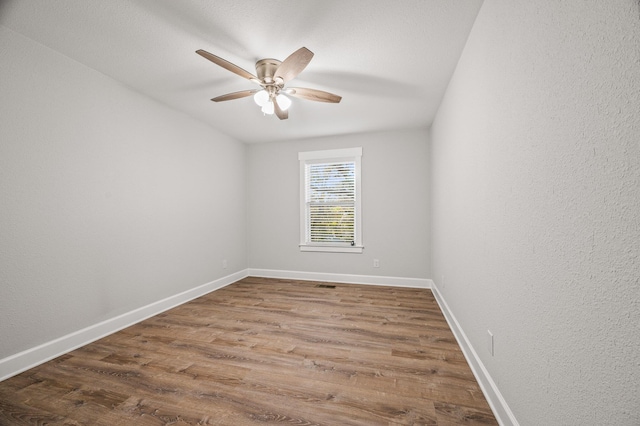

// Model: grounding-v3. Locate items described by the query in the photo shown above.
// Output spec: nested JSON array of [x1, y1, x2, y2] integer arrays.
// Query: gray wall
[[247, 129, 430, 279], [430, 1, 640, 424], [0, 27, 247, 359]]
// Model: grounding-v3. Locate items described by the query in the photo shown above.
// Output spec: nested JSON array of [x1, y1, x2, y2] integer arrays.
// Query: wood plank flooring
[[0, 277, 498, 425]]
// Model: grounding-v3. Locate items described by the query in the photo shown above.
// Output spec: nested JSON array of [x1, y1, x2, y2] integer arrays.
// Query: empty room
[[1, 1, 638, 425]]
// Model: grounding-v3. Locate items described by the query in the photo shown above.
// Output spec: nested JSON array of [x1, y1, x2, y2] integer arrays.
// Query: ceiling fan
[[196, 47, 341, 120]]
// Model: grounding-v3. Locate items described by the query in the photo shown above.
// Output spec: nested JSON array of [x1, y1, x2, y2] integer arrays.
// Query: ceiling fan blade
[[287, 87, 342, 103], [274, 47, 314, 83], [273, 99, 289, 120], [211, 90, 258, 102], [196, 49, 259, 82]]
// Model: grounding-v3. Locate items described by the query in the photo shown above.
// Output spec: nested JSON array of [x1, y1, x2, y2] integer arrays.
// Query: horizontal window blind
[[305, 161, 355, 244]]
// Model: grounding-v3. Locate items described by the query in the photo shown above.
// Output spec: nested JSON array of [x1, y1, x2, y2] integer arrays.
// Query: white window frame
[[298, 147, 363, 253]]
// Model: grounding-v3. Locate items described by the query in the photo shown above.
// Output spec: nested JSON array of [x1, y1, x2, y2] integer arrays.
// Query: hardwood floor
[[0, 277, 498, 425]]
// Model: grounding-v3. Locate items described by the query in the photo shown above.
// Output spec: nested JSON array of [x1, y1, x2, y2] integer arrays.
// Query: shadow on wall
[[0, 0, 10, 19]]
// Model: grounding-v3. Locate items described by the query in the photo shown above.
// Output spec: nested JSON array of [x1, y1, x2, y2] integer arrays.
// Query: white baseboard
[[430, 283, 519, 426], [249, 268, 432, 289], [0, 269, 249, 382]]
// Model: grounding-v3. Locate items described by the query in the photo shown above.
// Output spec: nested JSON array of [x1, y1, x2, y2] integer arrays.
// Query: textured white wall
[[431, 1, 640, 425], [247, 129, 430, 279], [0, 27, 247, 359]]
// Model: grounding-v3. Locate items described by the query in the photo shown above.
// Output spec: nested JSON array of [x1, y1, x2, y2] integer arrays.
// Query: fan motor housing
[[255, 59, 282, 83]]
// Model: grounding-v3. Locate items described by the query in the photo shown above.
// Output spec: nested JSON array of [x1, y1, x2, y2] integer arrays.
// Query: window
[[299, 147, 363, 253]]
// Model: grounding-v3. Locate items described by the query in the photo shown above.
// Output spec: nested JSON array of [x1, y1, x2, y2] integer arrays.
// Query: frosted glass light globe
[[276, 94, 291, 111], [261, 101, 274, 115], [253, 90, 269, 107]]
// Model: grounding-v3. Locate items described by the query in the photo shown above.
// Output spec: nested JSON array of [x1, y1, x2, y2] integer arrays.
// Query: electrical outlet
[[487, 330, 494, 356], [373, 259, 380, 268], [222, 259, 227, 269]]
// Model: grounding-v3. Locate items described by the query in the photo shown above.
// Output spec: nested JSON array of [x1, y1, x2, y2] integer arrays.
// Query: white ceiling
[[0, 0, 483, 144]]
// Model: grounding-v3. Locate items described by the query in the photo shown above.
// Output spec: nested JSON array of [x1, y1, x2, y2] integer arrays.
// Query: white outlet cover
[[487, 330, 494, 356]]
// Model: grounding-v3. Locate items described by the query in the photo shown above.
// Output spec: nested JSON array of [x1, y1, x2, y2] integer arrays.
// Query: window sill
[[299, 245, 364, 254]]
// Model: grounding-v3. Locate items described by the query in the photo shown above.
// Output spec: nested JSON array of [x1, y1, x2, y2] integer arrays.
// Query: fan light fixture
[[254, 90, 291, 115]]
